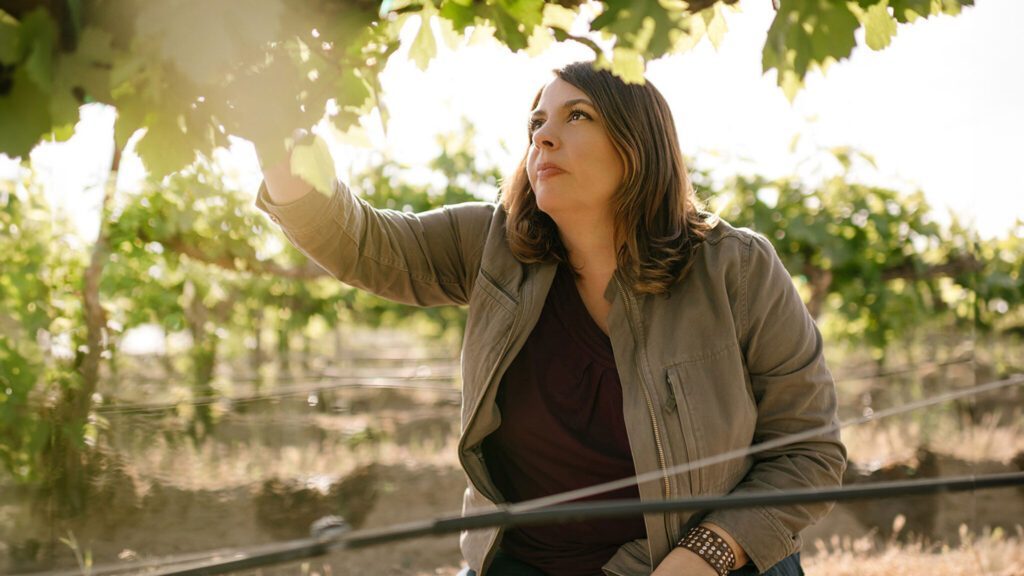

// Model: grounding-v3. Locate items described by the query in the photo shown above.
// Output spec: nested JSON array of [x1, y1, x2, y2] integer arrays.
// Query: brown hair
[[500, 61, 714, 296]]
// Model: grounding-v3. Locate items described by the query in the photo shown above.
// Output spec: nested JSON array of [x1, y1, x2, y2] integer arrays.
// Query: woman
[[256, 61, 846, 576]]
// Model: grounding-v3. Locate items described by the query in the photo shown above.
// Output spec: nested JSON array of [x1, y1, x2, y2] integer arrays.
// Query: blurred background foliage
[[2, 131, 1022, 511]]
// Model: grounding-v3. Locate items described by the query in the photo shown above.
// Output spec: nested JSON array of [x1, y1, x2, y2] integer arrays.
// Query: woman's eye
[[528, 110, 589, 134]]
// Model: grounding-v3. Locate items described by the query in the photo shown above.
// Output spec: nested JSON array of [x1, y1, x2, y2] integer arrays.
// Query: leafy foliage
[[957, 221, 1024, 332], [698, 146, 1016, 359], [0, 0, 974, 177], [0, 172, 89, 487]]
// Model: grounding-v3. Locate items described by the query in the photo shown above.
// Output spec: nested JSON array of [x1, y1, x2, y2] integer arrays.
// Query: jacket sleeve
[[254, 179, 495, 307], [702, 232, 848, 573]]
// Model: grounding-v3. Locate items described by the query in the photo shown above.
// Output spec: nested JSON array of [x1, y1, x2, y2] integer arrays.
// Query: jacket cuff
[[701, 506, 798, 574], [254, 179, 338, 234]]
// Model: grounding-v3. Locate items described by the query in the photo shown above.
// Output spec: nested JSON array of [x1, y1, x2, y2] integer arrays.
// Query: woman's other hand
[[650, 546, 718, 576], [256, 129, 327, 205]]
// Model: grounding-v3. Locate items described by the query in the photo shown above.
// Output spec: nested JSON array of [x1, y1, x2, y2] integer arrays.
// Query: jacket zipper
[[460, 279, 525, 501], [616, 278, 671, 500], [459, 275, 529, 574]]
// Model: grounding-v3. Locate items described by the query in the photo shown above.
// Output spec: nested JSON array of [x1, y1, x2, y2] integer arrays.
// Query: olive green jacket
[[255, 179, 847, 575]]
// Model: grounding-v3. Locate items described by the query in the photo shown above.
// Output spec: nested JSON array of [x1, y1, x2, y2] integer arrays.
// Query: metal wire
[[510, 374, 1024, 511], [42, 471, 1024, 576]]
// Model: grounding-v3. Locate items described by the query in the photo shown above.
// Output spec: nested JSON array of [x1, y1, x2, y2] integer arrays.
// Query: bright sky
[[3, 0, 1022, 242]]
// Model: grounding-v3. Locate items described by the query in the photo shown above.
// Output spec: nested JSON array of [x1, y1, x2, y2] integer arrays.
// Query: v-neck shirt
[[481, 262, 646, 576]]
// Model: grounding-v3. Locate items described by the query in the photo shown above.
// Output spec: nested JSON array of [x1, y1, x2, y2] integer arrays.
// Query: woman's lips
[[537, 165, 566, 180]]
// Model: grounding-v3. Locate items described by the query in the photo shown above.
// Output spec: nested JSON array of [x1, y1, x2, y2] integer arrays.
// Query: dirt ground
[[4, 448, 1022, 575], [4, 353, 1023, 575]]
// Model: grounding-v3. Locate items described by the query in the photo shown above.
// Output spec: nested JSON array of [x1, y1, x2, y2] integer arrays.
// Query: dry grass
[[841, 412, 1024, 468], [118, 426, 462, 494], [804, 523, 1024, 576]]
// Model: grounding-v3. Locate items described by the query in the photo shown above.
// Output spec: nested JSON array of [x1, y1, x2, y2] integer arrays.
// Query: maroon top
[[481, 263, 647, 576]]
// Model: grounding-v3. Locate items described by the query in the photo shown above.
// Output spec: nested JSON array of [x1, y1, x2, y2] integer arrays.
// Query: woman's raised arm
[[253, 135, 496, 308]]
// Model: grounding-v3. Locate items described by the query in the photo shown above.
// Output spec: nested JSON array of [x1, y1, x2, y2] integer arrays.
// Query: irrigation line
[[95, 376, 460, 416], [38, 538, 336, 576], [46, 471, 1024, 576], [342, 472, 1024, 548], [118, 348, 964, 390], [123, 351, 460, 386], [836, 356, 973, 383], [93, 354, 975, 417]]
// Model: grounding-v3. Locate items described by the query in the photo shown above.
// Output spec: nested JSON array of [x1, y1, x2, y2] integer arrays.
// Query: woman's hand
[[256, 129, 325, 205], [650, 546, 718, 576]]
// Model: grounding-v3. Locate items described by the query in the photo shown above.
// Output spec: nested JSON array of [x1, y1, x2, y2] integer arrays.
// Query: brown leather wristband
[[677, 525, 737, 576]]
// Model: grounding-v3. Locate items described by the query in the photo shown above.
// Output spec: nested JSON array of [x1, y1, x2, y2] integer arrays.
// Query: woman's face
[[526, 77, 624, 223]]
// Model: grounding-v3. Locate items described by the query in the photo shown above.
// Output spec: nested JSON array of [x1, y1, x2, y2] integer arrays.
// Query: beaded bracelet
[[677, 525, 737, 576]]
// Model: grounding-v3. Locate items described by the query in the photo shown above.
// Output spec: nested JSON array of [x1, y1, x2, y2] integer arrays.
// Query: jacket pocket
[[664, 342, 757, 495], [477, 268, 517, 313], [664, 367, 703, 497]]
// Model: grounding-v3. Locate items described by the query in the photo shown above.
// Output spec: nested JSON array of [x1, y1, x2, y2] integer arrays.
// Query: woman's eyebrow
[[530, 98, 595, 119]]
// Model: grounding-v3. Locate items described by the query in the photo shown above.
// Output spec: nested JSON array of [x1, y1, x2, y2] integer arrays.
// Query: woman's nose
[[531, 124, 558, 149]]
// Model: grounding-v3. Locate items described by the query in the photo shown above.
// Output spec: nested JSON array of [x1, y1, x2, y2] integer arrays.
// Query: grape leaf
[[488, 6, 529, 52], [889, 0, 932, 23], [409, 4, 437, 71], [591, 0, 677, 56], [525, 21, 554, 56], [48, 122, 76, 142], [704, 5, 727, 51], [938, 0, 973, 17], [215, 52, 316, 165], [0, 15, 19, 64], [541, 4, 577, 31], [134, 110, 198, 179], [133, 0, 282, 87], [439, 0, 476, 34], [50, 27, 115, 126], [0, 67, 51, 157], [290, 134, 336, 197], [806, 3, 859, 66], [330, 66, 372, 127], [861, 1, 898, 50], [112, 89, 149, 151], [497, 0, 544, 29], [17, 8, 57, 92], [596, 47, 646, 84], [763, 0, 858, 101]]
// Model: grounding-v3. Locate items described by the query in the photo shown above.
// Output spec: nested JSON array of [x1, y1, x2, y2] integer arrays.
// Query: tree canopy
[[0, 0, 975, 176]]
